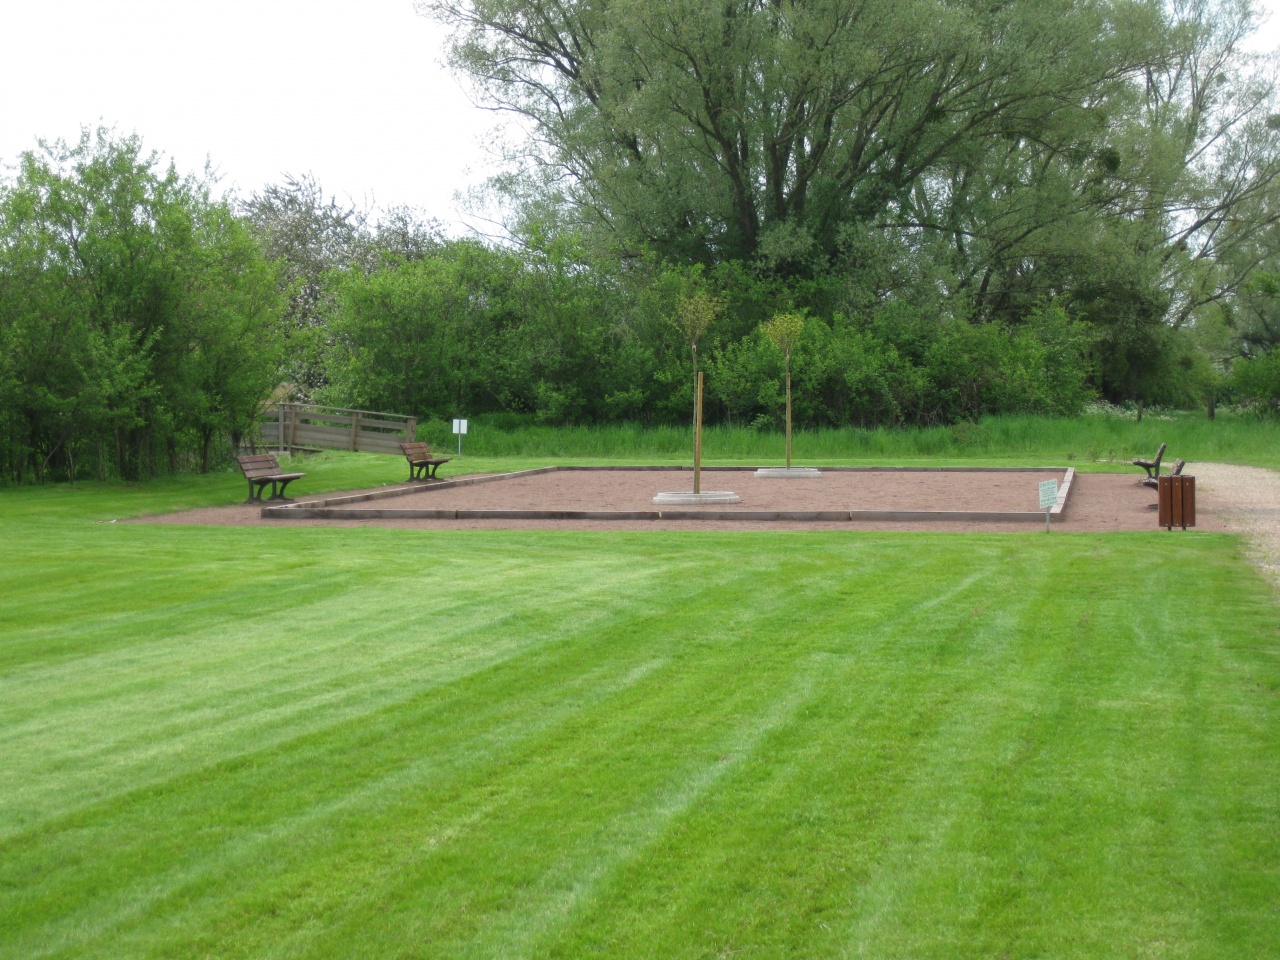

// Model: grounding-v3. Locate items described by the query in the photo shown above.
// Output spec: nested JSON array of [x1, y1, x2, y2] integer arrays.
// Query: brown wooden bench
[[1133, 443, 1166, 486], [1143, 457, 1185, 489], [236, 454, 306, 503], [401, 441, 452, 481]]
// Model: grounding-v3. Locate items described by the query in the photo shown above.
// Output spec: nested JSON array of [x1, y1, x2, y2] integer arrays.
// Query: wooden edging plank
[[265, 507, 1067, 523], [455, 509, 659, 521], [555, 465, 1073, 473], [260, 467, 560, 516], [1052, 467, 1075, 516]]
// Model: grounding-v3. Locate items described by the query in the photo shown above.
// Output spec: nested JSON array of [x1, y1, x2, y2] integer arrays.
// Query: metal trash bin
[[1157, 475, 1195, 530]]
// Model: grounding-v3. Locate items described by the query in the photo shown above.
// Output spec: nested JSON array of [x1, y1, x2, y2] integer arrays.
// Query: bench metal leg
[[267, 477, 299, 502], [408, 462, 440, 481]]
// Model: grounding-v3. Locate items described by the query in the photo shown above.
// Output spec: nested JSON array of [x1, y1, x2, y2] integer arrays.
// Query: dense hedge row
[[320, 243, 1099, 429]]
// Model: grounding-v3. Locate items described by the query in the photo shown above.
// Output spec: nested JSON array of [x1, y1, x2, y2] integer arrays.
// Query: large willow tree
[[420, 0, 1280, 401], [423, 1, 1268, 262]]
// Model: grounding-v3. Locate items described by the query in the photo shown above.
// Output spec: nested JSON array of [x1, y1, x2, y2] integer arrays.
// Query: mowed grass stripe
[[64, 547, 1003, 960], [0, 529, 998, 957], [0, 529, 707, 830], [0, 528, 1277, 959], [542, 556, 1041, 958]]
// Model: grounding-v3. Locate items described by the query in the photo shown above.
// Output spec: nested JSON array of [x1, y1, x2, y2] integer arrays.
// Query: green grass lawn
[[2, 462, 1278, 958]]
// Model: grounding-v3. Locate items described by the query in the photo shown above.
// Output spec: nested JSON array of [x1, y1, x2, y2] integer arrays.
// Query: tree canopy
[[0, 129, 283, 482], [419, 0, 1280, 405], [8, 4, 1280, 487]]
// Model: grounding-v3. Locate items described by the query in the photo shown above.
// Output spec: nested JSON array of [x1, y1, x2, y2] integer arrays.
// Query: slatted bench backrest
[[237, 454, 284, 479], [401, 442, 435, 460]]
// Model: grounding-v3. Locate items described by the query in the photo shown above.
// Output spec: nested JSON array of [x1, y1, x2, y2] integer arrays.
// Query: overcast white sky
[[2, 0, 1280, 235], [0, 0, 503, 231]]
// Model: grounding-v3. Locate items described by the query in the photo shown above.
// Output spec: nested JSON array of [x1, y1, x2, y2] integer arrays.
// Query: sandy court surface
[[359, 468, 1067, 514], [131, 467, 1231, 534]]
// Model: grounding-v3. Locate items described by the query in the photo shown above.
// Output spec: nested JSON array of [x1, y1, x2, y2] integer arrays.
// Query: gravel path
[[1194, 462, 1280, 587]]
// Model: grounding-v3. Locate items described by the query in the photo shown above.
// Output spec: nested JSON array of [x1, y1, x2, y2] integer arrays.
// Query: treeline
[[320, 241, 1098, 429], [7, 0, 1280, 483], [2, 131, 1278, 486], [258, 0, 1280, 430]]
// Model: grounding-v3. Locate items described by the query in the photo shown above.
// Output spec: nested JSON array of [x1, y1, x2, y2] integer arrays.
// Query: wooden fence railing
[[257, 403, 417, 456]]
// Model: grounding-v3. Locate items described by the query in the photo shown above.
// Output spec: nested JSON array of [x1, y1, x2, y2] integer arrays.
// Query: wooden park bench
[[236, 454, 306, 504], [1145, 458, 1186, 489], [401, 441, 452, 481], [1133, 443, 1166, 486]]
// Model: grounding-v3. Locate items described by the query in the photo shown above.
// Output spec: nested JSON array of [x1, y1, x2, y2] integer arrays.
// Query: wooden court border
[[262, 466, 1075, 524]]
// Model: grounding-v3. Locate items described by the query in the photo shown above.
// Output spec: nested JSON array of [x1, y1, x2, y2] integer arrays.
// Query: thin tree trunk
[[785, 354, 792, 469], [692, 346, 700, 494], [694, 371, 704, 495]]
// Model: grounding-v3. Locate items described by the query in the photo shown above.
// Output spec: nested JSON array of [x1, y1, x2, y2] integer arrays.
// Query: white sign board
[[452, 419, 468, 435], [1039, 479, 1059, 510]]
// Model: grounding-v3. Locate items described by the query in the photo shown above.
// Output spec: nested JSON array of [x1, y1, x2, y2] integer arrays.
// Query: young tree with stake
[[763, 313, 805, 469], [670, 293, 722, 493]]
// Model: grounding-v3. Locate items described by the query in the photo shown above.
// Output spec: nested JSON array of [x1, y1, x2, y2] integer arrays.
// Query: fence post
[[405, 417, 417, 445], [349, 409, 359, 452]]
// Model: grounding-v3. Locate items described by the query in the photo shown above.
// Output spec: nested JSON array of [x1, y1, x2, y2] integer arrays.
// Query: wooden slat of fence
[[290, 425, 353, 446], [290, 424, 404, 442], [286, 410, 409, 429], [354, 436, 406, 455], [292, 403, 414, 421], [262, 406, 410, 424], [288, 425, 407, 454]]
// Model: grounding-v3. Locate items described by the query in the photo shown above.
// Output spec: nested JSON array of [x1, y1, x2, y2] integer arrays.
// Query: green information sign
[[1039, 478, 1058, 532], [1039, 479, 1059, 510]]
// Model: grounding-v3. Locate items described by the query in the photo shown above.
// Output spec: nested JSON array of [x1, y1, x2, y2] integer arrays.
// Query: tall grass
[[418, 411, 1280, 469]]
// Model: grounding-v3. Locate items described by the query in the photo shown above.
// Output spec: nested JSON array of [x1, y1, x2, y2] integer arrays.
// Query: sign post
[[1039, 479, 1058, 533], [452, 418, 468, 457]]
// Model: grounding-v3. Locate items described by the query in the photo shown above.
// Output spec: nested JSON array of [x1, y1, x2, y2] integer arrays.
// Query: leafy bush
[[1231, 351, 1280, 415], [0, 129, 283, 483]]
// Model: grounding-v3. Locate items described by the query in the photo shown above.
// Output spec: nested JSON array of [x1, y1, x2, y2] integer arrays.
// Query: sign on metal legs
[[1039, 479, 1058, 532], [452, 418, 468, 457]]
